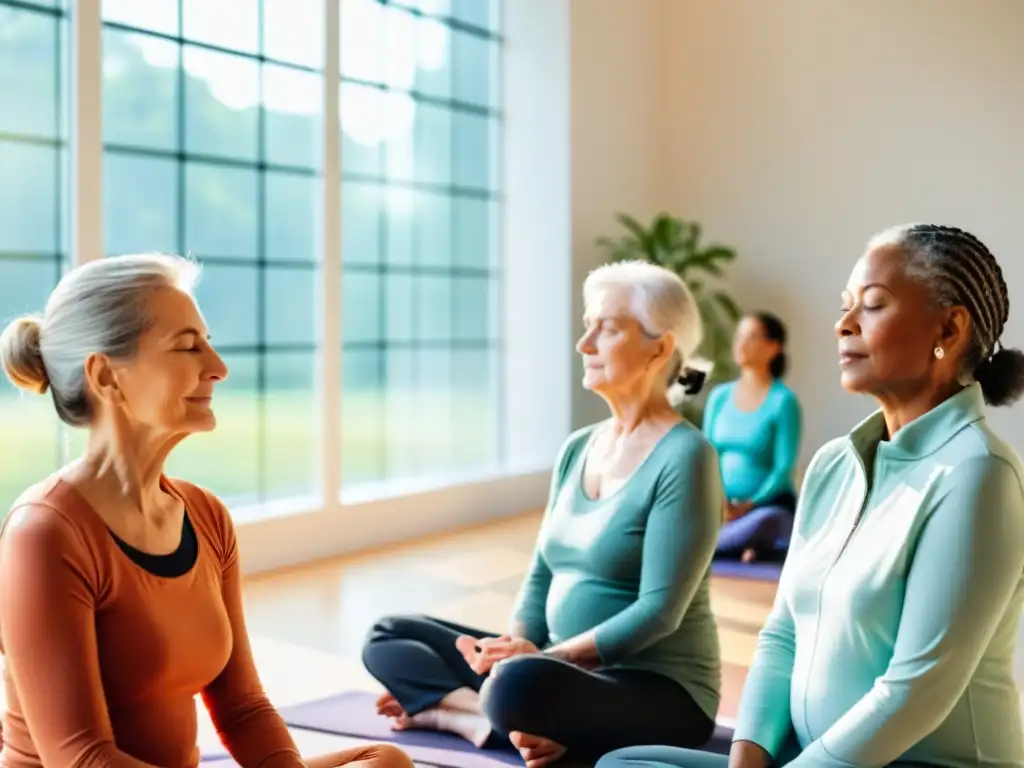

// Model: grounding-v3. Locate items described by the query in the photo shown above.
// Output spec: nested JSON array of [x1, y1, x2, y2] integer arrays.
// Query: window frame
[[0, 0, 572, 576], [71, 0, 509, 516]]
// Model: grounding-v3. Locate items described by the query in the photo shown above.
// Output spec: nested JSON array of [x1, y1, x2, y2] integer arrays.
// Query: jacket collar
[[847, 382, 986, 463]]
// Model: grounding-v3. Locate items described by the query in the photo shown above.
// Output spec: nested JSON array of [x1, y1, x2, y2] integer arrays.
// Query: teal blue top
[[512, 422, 725, 721], [734, 383, 1024, 767], [703, 381, 802, 504]]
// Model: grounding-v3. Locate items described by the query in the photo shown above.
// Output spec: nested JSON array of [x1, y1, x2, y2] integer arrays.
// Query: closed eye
[[175, 335, 211, 353], [840, 304, 883, 313]]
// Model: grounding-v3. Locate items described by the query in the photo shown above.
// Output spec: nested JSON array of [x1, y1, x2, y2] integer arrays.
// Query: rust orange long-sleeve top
[[0, 476, 305, 768]]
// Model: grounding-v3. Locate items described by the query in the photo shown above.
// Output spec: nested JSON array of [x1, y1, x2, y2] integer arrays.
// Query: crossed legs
[[362, 614, 501, 747], [362, 614, 715, 764], [716, 504, 794, 562]]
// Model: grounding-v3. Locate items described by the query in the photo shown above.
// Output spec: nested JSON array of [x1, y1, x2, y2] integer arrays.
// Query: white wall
[[661, 0, 1024, 462]]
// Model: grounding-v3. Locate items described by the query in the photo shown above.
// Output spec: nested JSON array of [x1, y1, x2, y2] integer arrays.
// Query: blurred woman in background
[[703, 312, 802, 563]]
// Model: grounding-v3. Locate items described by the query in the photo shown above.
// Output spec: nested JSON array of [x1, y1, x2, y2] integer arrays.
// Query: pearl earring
[[934, 346, 945, 360]]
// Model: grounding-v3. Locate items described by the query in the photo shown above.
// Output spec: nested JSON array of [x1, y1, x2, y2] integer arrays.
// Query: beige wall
[[570, 0, 1024, 462], [566, 0, 1024, 689], [663, 0, 1024, 462], [569, 0, 671, 428]]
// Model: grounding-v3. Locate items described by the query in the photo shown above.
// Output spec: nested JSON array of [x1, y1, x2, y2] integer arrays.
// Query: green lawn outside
[[0, 389, 497, 515]]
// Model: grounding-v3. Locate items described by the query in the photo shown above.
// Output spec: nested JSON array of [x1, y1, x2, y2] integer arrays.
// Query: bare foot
[[389, 708, 492, 748], [510, 732, 566, 768], [455, 634, 480, 660], [440, 686, 483, 715], [388, 710, 431, 732], [741, 547, 757, 564], [376, 692, 405, 718]]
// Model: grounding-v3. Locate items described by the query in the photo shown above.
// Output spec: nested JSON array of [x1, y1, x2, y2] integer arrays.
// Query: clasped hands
[[455, 634, 539, 675]]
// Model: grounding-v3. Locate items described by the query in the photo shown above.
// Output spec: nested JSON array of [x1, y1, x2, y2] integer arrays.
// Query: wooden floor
[[236, 510, 777, 733]]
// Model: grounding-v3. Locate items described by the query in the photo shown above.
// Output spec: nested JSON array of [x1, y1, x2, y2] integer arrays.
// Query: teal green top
[[512, 421, 725, 721], [734, 383, 1024, 767], [702, 380, 802, 504]]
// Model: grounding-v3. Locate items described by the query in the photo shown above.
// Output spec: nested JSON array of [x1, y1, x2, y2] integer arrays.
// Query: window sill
[[230, 493, 326, 526], [231, 463, 553, 576], [338, 461, 550, 507]]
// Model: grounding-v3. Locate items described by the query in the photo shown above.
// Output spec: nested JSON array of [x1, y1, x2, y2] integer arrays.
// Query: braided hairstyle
[[871, 223, 1024, 407]]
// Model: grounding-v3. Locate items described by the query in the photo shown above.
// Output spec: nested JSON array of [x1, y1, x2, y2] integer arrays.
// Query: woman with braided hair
[[595, 224, 1024, 767]]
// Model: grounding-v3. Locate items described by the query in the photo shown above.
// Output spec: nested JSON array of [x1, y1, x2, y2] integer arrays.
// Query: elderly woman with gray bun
[[0, 254, 413, 768], [596, 224, 1024, 768], [362, 260, 726, 768]]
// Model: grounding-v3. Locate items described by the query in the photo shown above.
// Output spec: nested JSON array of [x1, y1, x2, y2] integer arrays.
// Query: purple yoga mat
[[199, 692, 736, 766], [278, 691, 737, 763], [279, 691, 523, 768], [710, 560, 782, 581]]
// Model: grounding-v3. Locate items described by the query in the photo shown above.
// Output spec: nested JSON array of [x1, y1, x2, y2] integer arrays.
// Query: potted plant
[[595, 212, 742, 426]]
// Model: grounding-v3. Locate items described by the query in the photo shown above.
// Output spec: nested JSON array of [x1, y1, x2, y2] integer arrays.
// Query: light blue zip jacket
[[734, 383, 1024, 767]]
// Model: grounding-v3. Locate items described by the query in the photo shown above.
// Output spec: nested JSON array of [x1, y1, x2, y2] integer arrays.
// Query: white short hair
[[583, 260, 704, 363], [0, 253, 201, 427]]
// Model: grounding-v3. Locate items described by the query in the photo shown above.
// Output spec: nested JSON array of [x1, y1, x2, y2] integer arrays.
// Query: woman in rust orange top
[[0, 253, 412, 768]]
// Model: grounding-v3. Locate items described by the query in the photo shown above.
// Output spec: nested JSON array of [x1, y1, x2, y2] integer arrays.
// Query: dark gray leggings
[[361, 614, 715, 762]]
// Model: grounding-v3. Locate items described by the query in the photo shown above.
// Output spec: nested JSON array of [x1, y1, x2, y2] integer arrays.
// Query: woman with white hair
[[0, 254, 413, 768], [362, 261, 725, 767]]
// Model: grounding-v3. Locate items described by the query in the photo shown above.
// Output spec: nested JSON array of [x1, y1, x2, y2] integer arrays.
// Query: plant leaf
[[614, 211, 647, 244], [688, 256, 725, 277], [701, 245, 736, 263], [713, 291, 743, 322], [683, 221, 701, 253], [595, 234, 641, 263], [653, 214, 680, 252]]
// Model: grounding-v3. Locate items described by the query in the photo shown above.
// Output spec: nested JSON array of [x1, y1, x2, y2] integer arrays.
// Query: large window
[[0, 0, 503, 515], [339, 0, 502, 488], [0, 0, 69, 513], [100, 0, 324, 506]]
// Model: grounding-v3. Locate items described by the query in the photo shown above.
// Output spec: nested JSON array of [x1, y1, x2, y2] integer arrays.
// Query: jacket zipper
[[833, 500, 868, 562], [830, 450, 872, 566], [803, 450, 870, 734]]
